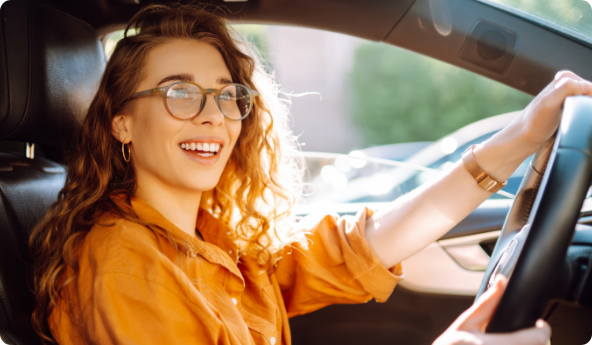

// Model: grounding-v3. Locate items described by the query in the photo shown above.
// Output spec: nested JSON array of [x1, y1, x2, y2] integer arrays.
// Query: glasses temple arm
[[130, 88, 162, 99]]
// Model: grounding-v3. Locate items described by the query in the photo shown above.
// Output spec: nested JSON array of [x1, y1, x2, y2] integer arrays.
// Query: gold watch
[[461, 145, 507, 193]]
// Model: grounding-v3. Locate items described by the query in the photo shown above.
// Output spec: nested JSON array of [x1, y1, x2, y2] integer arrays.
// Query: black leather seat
[[0, 1, 105, 344]]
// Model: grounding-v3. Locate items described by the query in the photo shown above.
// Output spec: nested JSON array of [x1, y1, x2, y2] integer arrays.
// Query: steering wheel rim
[[476, 96, 592, 333]]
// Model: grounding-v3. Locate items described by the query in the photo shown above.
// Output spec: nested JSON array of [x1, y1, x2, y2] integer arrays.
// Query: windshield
[[480, 0, 592, 44]]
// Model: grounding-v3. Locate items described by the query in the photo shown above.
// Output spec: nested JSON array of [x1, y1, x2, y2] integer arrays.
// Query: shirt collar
[[109, 193, 243, 280]]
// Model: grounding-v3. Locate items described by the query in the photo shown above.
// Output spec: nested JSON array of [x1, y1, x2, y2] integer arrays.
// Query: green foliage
[[348, 43, 533, 146]]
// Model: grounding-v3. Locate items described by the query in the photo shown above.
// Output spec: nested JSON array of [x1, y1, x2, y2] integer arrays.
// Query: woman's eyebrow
[[217, 77, 233, 85], [156, 73, 194, 86]]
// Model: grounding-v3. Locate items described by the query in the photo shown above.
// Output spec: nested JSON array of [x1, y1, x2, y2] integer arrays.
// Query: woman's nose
[[193, 93, 224, 126]]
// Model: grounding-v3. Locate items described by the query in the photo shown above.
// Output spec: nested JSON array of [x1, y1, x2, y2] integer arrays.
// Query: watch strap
[[461, 145, 507, 193]]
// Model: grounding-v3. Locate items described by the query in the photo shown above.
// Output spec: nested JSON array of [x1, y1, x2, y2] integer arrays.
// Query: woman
[[29, 3, 583, 345]]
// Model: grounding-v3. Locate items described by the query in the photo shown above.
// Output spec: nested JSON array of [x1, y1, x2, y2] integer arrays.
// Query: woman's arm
[[366, 71, 592, 268]]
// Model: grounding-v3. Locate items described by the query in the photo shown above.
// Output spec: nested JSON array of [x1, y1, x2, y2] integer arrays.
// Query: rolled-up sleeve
[[275, 207, 404, 318]]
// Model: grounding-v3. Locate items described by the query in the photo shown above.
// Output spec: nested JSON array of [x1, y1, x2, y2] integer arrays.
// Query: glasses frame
[[130, 81, 259, 121]]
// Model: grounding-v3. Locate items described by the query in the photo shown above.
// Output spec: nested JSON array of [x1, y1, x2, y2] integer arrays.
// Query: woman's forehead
[[143, 39, 232, 87]]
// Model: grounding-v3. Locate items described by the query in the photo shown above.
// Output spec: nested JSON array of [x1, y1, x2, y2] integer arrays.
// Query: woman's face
[[114, 39, 242, 194]]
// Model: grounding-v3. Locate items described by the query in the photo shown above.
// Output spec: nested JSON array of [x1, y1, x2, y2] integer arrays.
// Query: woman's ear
[[111, 114, 132, 143]]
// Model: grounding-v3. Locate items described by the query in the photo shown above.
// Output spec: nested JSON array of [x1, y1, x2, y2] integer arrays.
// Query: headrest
[[0, 1, 105, 147]]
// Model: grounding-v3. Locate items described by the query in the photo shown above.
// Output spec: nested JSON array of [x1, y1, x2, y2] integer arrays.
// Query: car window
[[479, 0, 592, 46], [102, 25, 534, 209], [299, 129, 530, 209]]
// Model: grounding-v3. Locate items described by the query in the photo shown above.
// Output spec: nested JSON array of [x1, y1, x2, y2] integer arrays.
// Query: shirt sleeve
[[80, 272, 232, 345], [274, 207, 404, 318]]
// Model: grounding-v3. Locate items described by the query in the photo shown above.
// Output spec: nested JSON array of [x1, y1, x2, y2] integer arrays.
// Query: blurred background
[[229, 24, 533, 153]]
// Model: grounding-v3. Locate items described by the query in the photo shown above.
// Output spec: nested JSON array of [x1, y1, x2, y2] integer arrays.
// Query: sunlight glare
[[320, 165, 348, 189], [348, 150, 367, 169], [440, 137, 458, 154]]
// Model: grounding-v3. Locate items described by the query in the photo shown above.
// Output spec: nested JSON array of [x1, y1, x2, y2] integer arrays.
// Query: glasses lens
[[218, 85, 252, 120], [166, 83, 202, 118]]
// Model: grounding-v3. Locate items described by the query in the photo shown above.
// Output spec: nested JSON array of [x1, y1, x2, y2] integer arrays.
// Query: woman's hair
[[28, 3, 304, 343]]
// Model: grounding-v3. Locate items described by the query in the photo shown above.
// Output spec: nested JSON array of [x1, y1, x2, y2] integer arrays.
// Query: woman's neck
[[134, 175, 203, 240]]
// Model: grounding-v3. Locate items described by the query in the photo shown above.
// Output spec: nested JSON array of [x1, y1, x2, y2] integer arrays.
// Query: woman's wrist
[[472, 126, 538, 183]]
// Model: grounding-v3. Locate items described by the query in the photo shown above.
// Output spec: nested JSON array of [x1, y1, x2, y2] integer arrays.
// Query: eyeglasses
[[130, 81, 259, 121]]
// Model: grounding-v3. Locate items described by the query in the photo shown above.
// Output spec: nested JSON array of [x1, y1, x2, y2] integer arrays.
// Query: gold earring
[[122, 142, 131, 162]]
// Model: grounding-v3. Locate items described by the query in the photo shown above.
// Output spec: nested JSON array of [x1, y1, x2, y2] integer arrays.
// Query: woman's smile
[[179, 135, 225, 166]]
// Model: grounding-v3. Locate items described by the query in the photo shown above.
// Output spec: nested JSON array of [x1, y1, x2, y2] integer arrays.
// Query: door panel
[[440, 231, 500, 271], [290, 286, 473, 345], [400, 234, 495, 296]]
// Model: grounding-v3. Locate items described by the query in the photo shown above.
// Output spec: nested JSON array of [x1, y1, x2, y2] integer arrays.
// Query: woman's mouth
[[179, 141, 223, 166], [180, 142, 221, 157]]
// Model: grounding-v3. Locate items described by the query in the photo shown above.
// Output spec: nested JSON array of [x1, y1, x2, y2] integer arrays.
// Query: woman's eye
[[172, 90, 190, 98], [220, 91, 237, 101]]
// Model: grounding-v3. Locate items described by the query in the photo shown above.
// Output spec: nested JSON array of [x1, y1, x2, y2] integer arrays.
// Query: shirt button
[[270, 337, 276, 345], [231, 298, 237, 306], [229, 250, 233, 254]]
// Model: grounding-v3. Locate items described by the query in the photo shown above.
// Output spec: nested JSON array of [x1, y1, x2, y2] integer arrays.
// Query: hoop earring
[[122, 142, 131, 162]]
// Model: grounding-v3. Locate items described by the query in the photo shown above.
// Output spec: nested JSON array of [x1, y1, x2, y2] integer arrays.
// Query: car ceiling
[[44, 0, 592, 96]]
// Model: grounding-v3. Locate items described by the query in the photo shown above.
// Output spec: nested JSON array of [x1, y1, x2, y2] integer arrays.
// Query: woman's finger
[[456, 275, 507, 331], [537, 77, 592, 112], [555, 77, 592, 96], [555, 70, 585, 82]]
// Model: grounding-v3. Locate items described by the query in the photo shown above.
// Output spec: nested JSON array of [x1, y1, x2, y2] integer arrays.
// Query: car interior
[[2, 0, 592, 344]]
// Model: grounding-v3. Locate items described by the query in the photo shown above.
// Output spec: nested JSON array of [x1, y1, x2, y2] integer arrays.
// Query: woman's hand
[[476, 71, 592, 181], [520, 70, 592, 150], [433, 276, 551, 345]]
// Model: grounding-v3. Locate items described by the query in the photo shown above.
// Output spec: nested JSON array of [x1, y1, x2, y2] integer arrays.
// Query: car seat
[[0, 1, 105, 344]]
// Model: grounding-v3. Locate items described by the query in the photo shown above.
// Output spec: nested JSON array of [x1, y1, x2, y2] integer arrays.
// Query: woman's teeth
[[180, 142, 221, 157]]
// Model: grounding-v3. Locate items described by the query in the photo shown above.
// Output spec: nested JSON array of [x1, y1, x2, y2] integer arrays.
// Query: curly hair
[[28, 3, 305, 343]]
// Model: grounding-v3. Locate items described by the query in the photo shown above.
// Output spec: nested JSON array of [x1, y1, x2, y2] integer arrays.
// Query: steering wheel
[[476, 96, 592, 333]]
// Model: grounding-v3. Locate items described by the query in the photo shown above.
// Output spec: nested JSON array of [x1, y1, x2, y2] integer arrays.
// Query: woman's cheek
[[227, 121, 241, 158]]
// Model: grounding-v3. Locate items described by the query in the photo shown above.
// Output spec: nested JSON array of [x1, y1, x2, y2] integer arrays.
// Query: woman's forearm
[[365, 71, 592, 269], [365, 124, 533, 268]]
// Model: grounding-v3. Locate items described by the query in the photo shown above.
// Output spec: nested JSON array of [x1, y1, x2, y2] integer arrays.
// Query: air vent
[[460, 20, 518, 74]]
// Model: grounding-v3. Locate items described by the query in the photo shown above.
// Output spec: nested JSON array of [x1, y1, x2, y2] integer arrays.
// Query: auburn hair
[[28, 3, 304, 343]]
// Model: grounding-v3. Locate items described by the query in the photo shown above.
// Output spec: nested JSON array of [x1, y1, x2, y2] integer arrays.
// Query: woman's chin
[[180, 177, 220, 194]]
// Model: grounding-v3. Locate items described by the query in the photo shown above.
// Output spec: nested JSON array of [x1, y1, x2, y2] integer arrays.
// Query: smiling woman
[[28, 4, 309, 344], [24, 3, 570, 345]]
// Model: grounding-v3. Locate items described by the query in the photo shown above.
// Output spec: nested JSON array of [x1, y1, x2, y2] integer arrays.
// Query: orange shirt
[[50, 196, 404, 345]]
